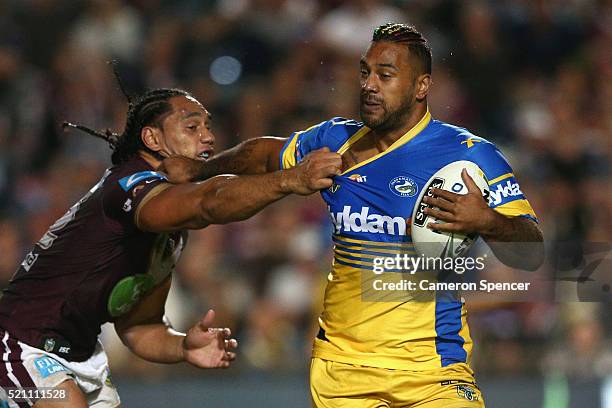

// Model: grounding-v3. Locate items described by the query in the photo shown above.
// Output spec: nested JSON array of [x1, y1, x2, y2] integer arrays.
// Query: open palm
[[183, 309, 238, 368]]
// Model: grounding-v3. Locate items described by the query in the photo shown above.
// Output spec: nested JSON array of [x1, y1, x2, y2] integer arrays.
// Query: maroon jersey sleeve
[[103, 169, 169, 229]]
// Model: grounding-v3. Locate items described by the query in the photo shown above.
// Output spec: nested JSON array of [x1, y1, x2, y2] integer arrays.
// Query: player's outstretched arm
[[424, 169, 544, 271], [139, 147, 341, 232], [160, 137, 287, 183], [114, 277, 237, 368]]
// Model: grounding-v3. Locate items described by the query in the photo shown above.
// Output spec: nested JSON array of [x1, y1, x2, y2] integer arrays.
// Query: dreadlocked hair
[[372, 23, 432, 74], [63, 62, 191, 165]]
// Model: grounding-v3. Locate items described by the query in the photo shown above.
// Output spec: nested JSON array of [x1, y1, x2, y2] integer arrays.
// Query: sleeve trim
[[280, 132, 300, 170], [488, 172, 513, 185], [134, 183, 172, 230], [493, 199, 537, 220]]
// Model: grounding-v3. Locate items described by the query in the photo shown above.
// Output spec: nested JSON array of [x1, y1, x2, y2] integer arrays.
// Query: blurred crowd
[[0, 0, 610, 380]]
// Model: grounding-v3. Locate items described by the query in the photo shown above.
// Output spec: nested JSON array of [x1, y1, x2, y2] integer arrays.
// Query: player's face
[[156, 95, 215, 161], [359, 41, 420, 130]]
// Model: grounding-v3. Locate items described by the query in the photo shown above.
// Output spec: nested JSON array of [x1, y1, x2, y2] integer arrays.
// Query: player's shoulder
[[106, 157, 168, 193], [102, 157, 169, 221], [430, 119, 500, 157], [327, 117, 364, 129], [431, 119, 492, 145], [295, 117, 365, 151], [307, 116, 364, 136]]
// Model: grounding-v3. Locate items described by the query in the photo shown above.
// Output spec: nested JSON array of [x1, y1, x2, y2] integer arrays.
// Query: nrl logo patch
[[456, 384, 479, 401], [43, 338, 56, 352]]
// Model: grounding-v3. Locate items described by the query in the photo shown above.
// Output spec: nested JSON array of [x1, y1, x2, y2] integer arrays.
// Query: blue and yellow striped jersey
[[280, 111, 537, 370]]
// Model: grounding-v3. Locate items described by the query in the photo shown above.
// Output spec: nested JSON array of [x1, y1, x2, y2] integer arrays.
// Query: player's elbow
[[114, 320, 139, 352]]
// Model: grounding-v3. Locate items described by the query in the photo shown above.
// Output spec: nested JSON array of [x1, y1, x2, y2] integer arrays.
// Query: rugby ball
[[411, 161, 489, 259]]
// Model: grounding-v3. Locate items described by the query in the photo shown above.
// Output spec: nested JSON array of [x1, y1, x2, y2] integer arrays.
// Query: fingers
[[185, 311, 240, 369], [323, 164, 342, 177], [223, 352, 237, 362], [317, 157, 342, 172], [296, 149, 342, 194], [427, 221, 461, 232], [311, 163, 341, 178], [210, 327, 234, 349], [461, 168, 480, 193], [199, 309, 215, 330], [314, 178, 334, 190], [422, 196, 454, 212], [217, 337, 237, 368], [306, 149, 342, 167], [222, 337, 237, 365], [424, 207, 455, 222], [225, 338, 238, 349], [207, 327, 231, 338], [430, 187, 458, 202]]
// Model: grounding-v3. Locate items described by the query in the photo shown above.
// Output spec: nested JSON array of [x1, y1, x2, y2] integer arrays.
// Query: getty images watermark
[[360, 242, 612, 302], [370, 253, 532, 294], [373, 253, 486, 275]]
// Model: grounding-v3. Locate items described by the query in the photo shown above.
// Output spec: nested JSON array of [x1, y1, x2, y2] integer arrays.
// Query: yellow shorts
[[310, 358, 485, 408]]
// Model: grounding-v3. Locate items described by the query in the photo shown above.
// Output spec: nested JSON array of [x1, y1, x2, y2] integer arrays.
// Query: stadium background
[[0, 0, 610, 406]]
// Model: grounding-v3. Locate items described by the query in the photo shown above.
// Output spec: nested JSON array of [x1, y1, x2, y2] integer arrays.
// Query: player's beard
[[360, 94, 415, 132]]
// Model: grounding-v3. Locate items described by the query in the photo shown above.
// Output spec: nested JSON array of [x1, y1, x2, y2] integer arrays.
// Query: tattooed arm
[[160, 137, 287, 183]]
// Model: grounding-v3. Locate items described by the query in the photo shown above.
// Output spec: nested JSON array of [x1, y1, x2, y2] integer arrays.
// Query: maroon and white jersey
[[0, 156, 186, 362]]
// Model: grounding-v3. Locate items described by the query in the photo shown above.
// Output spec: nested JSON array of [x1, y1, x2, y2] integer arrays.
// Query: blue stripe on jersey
[[334, 242, 416, 257], [434, 296, 467, 367], [334, 245, 416, 258], [334, 256, 371, 271], [520, 214, 538, 223], [333, 250, 375, 263], [332, 235, 413, 249], [333, 257, 405, 273]]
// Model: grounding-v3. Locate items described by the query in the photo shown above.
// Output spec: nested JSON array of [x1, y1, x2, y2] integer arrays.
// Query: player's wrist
[[278, 169, 298, 194], [177, 333, 188, 363], [479, 208, 505, 239]]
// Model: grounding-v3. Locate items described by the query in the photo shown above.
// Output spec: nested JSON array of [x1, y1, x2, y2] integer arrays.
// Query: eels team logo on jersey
[[389, 176, 418, 197]]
